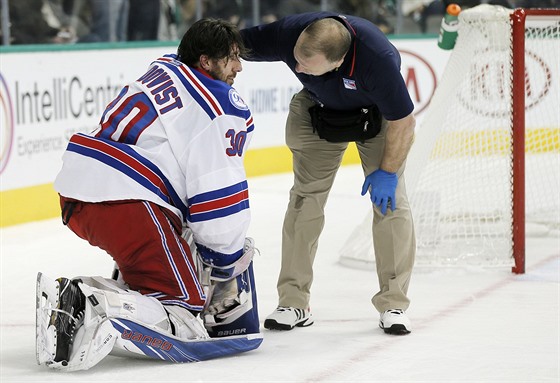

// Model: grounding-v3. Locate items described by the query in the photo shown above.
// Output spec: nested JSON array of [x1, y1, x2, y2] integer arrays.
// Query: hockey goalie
[[35, 18, 262, 371]]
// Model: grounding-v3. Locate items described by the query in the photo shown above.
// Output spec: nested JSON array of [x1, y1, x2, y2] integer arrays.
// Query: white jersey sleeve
[[54, 54, 254, 263]]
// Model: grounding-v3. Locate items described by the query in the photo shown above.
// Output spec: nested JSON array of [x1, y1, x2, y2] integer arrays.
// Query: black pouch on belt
[[309, 104, 382, 143]]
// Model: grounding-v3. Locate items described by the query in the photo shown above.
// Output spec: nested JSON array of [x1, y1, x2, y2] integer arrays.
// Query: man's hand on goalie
[[361, 169, 398, 215]]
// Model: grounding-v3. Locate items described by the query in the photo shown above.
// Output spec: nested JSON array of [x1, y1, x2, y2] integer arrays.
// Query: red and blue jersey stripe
[[187, 181, 249, 223], [66, 133, 189, 219], [155, 56, 224, 120]]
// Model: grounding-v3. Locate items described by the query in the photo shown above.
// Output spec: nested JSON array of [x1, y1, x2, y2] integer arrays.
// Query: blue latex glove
[[361, 169, 398, 215]]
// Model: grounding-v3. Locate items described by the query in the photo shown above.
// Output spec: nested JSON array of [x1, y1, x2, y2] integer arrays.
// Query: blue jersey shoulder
[[193, 70, 250, 118], [159, 54, 251, 121]]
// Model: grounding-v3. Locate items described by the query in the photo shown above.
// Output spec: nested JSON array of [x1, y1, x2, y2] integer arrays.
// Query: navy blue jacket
[[241, 12, 414, 121]]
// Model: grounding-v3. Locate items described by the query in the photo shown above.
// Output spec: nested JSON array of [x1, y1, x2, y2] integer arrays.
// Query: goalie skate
[[36, 272, 86, 366]]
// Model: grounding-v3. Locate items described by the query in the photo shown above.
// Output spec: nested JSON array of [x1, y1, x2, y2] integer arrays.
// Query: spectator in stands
[[79, 0, 129, 42], [204, 0, 243, 26], [127, 0, 160, 41], [278, 0, 321, 16], [516, 0, 559, 7], [401, 0, 444, 34], [42, 0, 92, 44], [127, 0, 178, 41], [2, 0, 60, 44], [334, 0, 395, 34]]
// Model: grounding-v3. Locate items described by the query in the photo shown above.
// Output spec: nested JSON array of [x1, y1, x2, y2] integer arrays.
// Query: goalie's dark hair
[[177, 18, 248, 67]]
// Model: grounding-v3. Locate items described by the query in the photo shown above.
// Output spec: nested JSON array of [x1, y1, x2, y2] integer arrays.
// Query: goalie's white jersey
[[55, 54, 254, 258]]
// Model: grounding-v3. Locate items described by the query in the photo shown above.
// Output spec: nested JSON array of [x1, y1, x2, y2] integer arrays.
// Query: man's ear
[[199, 55, 211, 70]]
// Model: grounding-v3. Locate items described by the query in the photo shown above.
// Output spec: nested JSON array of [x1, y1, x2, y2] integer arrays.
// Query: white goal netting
[[339, 5, 560, 269]]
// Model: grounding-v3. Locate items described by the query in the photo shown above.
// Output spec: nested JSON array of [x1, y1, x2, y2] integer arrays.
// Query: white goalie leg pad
[[49, 276, 173, 371], [76, 276, 172, 333]]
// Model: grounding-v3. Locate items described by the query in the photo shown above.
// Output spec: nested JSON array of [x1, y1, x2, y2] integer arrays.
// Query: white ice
[[1, 165, 559, 382]]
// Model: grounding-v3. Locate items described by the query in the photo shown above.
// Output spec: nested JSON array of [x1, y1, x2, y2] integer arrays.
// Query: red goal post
[[511, 8, 560, 273], [338, 6, 560, 274]]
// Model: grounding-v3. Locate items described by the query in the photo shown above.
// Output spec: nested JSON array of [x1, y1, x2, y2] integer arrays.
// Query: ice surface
[[1, 165, 558, 382]]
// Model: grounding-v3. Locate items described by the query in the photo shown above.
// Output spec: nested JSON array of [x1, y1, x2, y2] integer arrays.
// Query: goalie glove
[[202, 260, 260, 337], [198, 237, 256, 311], [179, 227, 260, 337], [195, 238, 260, 337], [205, 278, 240, 316]]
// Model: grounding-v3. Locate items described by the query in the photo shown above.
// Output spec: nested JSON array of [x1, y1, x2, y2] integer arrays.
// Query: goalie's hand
[[361, 169, 398, 215]]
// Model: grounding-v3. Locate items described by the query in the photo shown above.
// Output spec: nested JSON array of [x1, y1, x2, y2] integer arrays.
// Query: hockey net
[[339, 5, 560, 273]]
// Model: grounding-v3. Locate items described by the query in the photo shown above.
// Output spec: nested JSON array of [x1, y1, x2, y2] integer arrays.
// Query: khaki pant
[[278, 89, 416, 313]]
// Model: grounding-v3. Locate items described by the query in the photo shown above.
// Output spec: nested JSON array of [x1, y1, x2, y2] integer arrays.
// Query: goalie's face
[[201, 46, 243, 85]]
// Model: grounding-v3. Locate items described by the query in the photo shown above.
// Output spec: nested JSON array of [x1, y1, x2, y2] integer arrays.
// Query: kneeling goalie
[[36, 18, 262, 371], [36, 236, 261, 371]]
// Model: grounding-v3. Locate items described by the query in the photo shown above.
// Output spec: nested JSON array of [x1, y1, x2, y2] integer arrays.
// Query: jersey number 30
[[225, 129, 247, 157]]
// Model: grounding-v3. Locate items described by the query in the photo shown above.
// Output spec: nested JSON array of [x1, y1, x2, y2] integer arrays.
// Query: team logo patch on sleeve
[[343, 78, 357, 90], [229, 89, 249, 110]]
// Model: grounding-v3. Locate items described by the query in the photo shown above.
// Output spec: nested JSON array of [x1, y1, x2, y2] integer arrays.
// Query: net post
[[510, 8, 526, 274]]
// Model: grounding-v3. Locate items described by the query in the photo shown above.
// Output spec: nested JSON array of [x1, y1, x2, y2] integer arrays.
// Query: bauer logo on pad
[[343, 78, 357, 90]]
